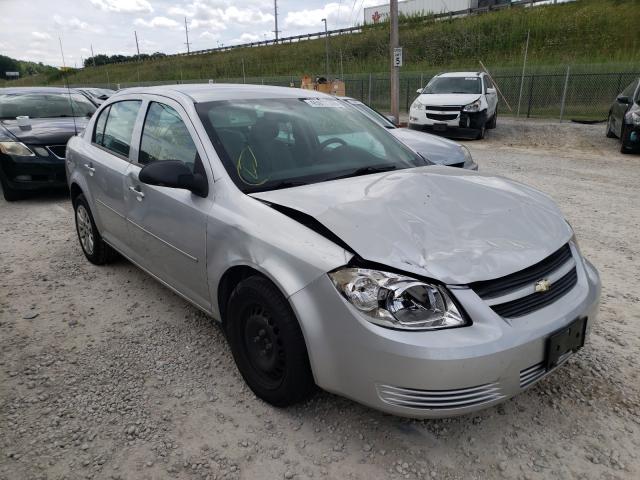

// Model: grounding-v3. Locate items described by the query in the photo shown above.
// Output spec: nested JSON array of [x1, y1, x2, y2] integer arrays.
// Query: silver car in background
[[66, 84, 600, 418], [338, 97, 477, 170]]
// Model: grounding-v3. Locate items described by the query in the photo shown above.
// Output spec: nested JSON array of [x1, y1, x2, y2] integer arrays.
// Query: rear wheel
[[487, 108, 498, 129], [606, 113, 617, 138], [226, 275, 315, 407], [73, 193, 117, 264]]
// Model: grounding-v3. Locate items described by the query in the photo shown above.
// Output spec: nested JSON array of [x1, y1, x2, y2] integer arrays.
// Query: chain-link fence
[[70, 68, 638, 122]]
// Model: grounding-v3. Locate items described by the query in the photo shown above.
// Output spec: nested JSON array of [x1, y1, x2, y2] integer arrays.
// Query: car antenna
[[58, 35, 78, 136]]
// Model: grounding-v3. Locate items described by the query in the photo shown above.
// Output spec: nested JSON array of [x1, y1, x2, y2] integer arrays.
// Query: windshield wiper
[[247, 180, 308, 193], [324, 165, 397, 182]]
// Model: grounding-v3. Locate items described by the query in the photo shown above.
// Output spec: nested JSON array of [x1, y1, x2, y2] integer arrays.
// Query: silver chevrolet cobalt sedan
[[66, 84, 601, 418]]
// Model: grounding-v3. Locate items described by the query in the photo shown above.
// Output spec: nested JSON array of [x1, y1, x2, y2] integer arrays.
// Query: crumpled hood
[[416, 93, 480, 107], [0, 117, 88, 145], [251, 167, 572, 284], [390, 128, 466, 166]]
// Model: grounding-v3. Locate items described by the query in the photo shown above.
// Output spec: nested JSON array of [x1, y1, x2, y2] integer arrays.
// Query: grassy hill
[[4, 0, 637, 88]]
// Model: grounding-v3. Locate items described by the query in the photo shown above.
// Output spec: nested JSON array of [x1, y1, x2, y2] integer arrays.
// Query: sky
[[0, 0, 385, 67]]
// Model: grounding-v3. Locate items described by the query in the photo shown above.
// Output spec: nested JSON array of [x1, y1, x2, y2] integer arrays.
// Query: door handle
[[83, 163, 95, 175], [129, 185, 145, 201]]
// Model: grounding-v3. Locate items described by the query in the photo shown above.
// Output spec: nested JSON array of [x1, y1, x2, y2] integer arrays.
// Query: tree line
[[83, 52, 167, 68]]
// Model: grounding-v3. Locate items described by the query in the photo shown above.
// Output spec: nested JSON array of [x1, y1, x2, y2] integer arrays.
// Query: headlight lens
[[411, 101, 424, 111], [0, 141, 35, 157], [630, 111, 640, 126], [328, 268, 467, 331], [463, 99, 482, 113]]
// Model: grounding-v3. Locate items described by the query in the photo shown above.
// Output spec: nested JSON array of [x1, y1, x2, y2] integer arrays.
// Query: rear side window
[[93, 105, 110, 145], [138, 102, 199, 172], [96, 100, 141, 158]]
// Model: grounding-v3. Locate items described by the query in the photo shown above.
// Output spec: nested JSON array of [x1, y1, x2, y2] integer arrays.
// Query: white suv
[[409, 72, 498, 139]]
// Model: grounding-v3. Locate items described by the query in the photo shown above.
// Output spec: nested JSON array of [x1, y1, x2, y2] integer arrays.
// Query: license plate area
[[545, 317, 586, 370], [433, 123, 447, 131]]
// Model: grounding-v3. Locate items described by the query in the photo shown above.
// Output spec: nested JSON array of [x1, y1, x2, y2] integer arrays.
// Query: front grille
[[376, 382, 505, 410], [427, 113, 458, 121], [470, 244, 578, 318], [519, 362, 546, 388], [425, 105, 461, 112], [46, 145, 66, 159], [491, 268, 578, 318], [471, 244, 572, 299]]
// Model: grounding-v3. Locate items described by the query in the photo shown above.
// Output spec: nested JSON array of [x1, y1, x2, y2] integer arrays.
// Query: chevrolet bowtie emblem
[[534, 279, 551, 293]]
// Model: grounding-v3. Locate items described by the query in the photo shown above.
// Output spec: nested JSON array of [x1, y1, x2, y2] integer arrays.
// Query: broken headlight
[[329, 268, 467, 331]]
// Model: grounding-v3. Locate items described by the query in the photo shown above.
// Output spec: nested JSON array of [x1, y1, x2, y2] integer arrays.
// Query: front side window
[[423, 76, 482, 95], [96, 100, 141, 158], [0, 92, 96, 119], [139, 102, 199, 172], [621, 80, 638, 97], [197, 97, 424, 193]]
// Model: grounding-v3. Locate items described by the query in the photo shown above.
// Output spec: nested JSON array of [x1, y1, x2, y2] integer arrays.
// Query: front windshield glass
[[0, 92, 96, 119], [196, 97, 424, 193], [423, 77, 482, 95]]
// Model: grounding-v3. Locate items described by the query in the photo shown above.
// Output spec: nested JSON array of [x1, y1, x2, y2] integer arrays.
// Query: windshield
[[422, 77, 482, 95], [343, 99, 396, 129], [84, 88, 115, 99], [196, 97, 424, 193], [0, 92, 96, 119]]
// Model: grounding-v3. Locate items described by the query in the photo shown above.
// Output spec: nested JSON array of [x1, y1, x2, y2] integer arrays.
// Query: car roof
[[436, 72, 482, 78], [117, 83, 335, 103], [0, 86, 82, 94]]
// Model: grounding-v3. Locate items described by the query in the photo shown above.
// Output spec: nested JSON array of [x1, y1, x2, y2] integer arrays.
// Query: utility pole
[[273, 0, 281, 44], [58, 36, 67, 69], [90, 44, 96, 67], [184, 17, 191, 53], [134, 31, 140, 57], [322, 18, 329, 78], [517, 30, 530, 118], [390, 0, 399, 123]]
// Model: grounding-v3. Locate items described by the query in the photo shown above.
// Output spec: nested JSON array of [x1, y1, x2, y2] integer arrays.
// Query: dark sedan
[[77, 87, 116, 106], [606, 78, 640, 153], [0, 87, 96, 201]]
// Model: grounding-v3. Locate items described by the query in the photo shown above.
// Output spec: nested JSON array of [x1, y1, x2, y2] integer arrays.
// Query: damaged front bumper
[[289, 255, 600, 418]]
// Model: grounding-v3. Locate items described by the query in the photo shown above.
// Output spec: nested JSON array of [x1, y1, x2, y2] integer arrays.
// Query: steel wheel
[[76, 204, 95, 255], [241, 304, 286, 388]]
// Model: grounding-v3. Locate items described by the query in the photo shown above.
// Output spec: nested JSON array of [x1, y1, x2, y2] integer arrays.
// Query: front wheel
[[620, 124, 632, 154], [226, 276, 315, 407], [475, 122, 486, 140], [0, 174, 23, 202]]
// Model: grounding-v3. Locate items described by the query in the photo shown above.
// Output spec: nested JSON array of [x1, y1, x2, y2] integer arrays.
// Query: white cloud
[[284, 2, 353, 29], [53, 15, 99, 32], [134, 16, 181, 28], [199, 31, 220, 40], [89, 0, 153, 13], [169, 1, 273, 31], [31, 31, 51, 40]]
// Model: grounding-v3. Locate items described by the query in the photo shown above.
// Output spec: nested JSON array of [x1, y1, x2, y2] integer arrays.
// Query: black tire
[[487, 108, 498, 129], [73, 193, 117, 265], [606, 114, 617, 138], [0, 174, 23, 202], [226, 275, 315, 407], [620, 124, 631, 154], [475, 121, 486, 140]]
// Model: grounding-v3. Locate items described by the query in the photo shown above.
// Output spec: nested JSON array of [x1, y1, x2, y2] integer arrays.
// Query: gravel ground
[[1, 118, 639, 480]]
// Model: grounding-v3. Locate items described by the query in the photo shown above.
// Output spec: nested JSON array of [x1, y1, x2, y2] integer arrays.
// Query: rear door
[[86, 99, 142, 255], [124, 97, 212, 311]]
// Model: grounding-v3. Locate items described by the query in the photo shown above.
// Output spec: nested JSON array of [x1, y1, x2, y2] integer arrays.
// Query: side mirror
[[487, 87, 497, 95], [416, 88, 423, 94], [386, 115, 397, 126], [617, 95, 631, 104], [139, 160, 208, 198]]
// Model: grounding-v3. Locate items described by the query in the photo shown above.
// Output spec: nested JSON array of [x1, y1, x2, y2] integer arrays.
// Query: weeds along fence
[[72, 68, 638, 122]]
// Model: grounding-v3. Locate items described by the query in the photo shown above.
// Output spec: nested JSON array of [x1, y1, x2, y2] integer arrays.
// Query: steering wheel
[[318, 137, 348, 152]]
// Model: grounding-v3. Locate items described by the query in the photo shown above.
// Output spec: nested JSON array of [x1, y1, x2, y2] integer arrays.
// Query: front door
[[124, 98, 212, 311]]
